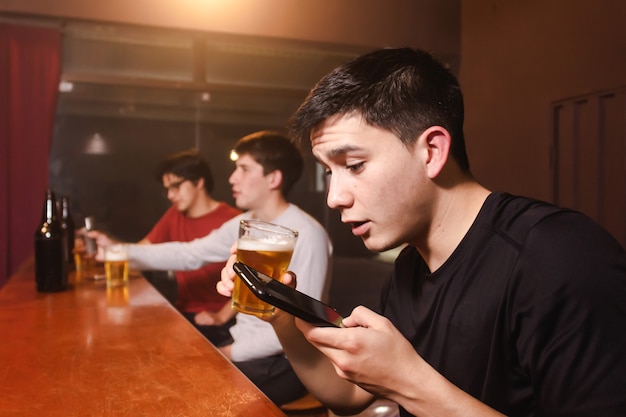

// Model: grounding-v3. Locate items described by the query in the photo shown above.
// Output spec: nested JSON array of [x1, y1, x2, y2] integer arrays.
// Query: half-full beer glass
[[233, 220, 298, 317], [75, 216, 98, 280], [104, 244, 129, 288]]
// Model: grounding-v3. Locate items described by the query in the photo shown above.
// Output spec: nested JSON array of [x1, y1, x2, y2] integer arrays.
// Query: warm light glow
[[84, 133, 110, 155], [230, 150, 239, 161], [59, 80, 74, 93]]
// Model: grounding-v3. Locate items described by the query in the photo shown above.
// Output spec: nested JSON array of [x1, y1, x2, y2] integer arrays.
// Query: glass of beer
[[233, 220, 298, 317], [74, 217, 99, 280], [104, 244, 129, 288], [74, 232, 97, 280], [74, 250, 96, 281]]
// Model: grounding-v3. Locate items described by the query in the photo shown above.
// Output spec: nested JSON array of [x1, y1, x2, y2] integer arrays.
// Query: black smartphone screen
[[233, 262, 343, 327]]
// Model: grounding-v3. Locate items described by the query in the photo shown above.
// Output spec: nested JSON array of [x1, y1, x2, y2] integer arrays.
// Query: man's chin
[[234, 200, 248, 210], [362, 236, 400, 254], [361, 236, 384, 253]]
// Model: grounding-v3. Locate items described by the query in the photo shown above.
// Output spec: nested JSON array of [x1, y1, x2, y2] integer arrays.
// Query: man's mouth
[[348, 220, 369, 237]]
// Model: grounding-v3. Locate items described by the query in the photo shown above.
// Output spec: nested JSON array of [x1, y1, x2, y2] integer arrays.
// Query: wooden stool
[[281, 392, 327, 417]]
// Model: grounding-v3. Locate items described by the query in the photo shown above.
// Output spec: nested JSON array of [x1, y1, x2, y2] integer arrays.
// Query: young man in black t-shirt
[[218, 48, 626, 416]]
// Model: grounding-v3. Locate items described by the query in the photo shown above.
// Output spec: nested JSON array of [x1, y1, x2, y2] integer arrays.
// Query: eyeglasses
[[162, 179, 188, 196]]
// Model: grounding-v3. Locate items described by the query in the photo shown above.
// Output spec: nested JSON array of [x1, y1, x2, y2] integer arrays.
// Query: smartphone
[[232, 262, 343, 327]]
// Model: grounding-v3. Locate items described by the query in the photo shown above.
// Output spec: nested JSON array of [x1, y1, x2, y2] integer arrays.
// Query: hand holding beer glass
[[233, 220, 298, 317], [104, 244, 129, 287]]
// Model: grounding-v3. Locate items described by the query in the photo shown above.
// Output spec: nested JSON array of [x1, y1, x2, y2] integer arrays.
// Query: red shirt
[[145, 202, 241, 313]]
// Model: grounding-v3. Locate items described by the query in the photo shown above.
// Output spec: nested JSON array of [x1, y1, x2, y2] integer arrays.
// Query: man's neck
[[415, 179, 490, 273], [185, 197, 220, 218], [249, 198, 290, 223]]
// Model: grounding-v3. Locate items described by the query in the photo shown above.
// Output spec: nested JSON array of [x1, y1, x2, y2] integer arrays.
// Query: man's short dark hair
[[154, 149, 214, 194], [232, 131, 304, 197], [289, 47, 470, 172]]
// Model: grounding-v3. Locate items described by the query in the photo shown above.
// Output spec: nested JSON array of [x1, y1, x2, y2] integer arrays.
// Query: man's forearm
[[272, 314, 372, 414], [128, 242, 197, 270]]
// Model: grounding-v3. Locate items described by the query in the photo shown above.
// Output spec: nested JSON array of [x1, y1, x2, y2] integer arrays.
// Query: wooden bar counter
[[0, 259, 286, 417]]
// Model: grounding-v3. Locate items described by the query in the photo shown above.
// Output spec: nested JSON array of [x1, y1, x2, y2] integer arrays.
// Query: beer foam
[[105, 245, 129, 261], [237, 236, 295, 251]]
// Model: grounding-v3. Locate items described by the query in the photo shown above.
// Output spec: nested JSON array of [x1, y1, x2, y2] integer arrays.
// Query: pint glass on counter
[[74, 250, 96, 280], [233, 220, 298, 317], [74, 216, 98, 280], [104, 244, 129, 288]]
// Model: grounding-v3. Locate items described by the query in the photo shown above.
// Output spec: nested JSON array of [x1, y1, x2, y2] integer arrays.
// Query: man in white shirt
[[94, 131, 332, 405]]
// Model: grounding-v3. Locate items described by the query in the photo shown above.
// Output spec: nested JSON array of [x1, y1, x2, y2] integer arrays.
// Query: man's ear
[[420, 126, 451, 179], [266, 169, 283, 190], [195, 177, 205, 190]]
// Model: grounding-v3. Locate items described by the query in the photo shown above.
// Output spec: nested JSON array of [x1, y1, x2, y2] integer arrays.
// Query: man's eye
[[324, 169, 332, 177], [347, 162, 364, 172]]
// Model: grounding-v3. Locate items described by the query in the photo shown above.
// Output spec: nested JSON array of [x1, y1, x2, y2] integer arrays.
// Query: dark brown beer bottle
[[34, 190, 67, 292], [60, 196, 75, 266]]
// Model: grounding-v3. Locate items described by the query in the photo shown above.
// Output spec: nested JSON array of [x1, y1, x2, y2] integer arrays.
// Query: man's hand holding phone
[[232, 262, 343, 327]]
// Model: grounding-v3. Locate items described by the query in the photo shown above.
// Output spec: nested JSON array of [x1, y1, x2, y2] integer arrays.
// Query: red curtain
[[0, 24, 61, 286]]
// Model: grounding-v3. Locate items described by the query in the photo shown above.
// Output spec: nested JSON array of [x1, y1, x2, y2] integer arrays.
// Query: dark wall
[[461, 0, 626, 201], [51, 114, 200, 241], [460, 0, 626, 246]]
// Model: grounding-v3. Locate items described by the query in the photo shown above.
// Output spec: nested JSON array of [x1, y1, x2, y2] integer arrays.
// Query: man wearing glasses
[[128, 149, 240, 346]]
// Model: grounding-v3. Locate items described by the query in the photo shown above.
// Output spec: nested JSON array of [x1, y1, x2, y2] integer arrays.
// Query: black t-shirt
[[380, 192, 626, 417]]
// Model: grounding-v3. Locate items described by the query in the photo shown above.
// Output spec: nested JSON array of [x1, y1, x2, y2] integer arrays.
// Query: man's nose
[[228, 170, 238, 185], [326, 177, 351, 209]]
